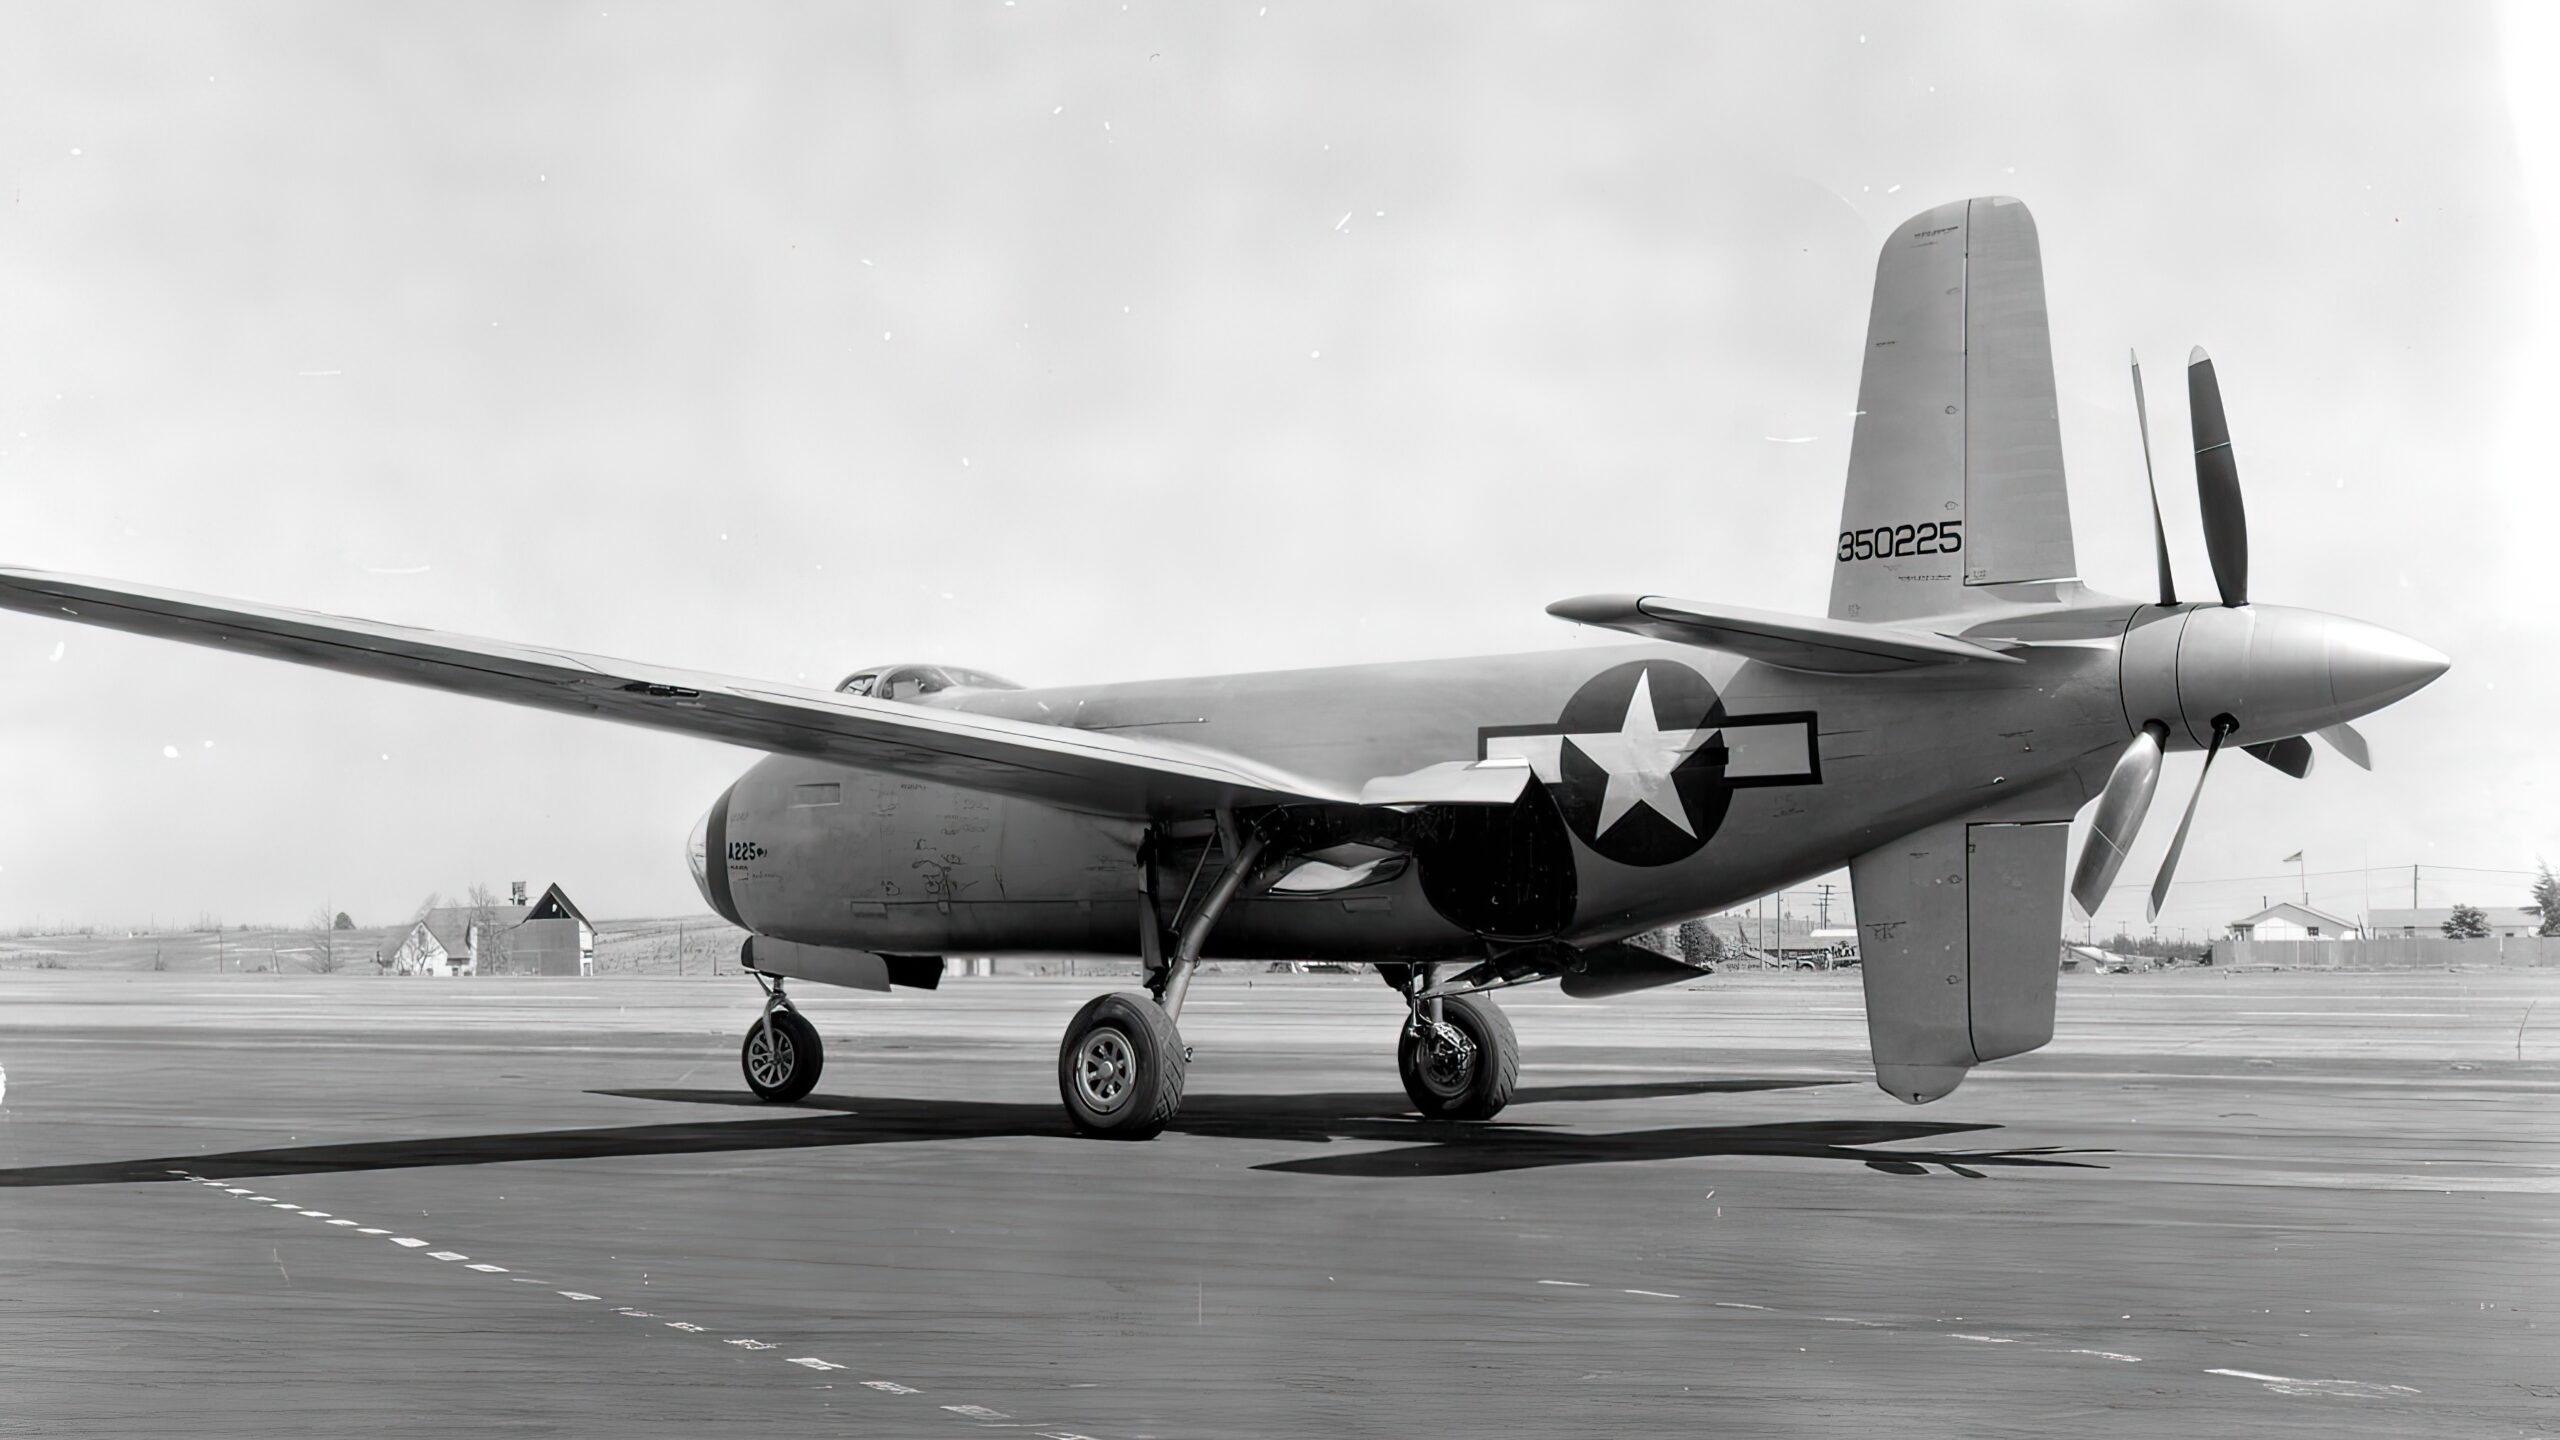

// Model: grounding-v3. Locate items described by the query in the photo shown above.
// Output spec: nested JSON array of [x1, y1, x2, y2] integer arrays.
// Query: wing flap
[[0, 567, 1358, 818], [1546, 593, 2022, 673]]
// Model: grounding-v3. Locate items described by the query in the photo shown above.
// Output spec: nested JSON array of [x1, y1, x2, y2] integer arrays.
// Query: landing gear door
[[1851, 815, 2066, 1104]]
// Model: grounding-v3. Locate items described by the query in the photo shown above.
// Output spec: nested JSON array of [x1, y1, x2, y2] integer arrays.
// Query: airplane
[[0, 196, 2448, 1138]]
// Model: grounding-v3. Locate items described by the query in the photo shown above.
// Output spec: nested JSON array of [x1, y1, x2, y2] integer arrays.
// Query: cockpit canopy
[[834, 663, 1021, 701]]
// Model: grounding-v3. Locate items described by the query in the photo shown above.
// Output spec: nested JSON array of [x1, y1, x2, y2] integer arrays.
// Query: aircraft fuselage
[[696, 634, 2131, 962]]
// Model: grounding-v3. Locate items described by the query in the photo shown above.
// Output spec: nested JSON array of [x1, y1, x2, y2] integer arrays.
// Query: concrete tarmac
[[1, 968, 2552, 1438]]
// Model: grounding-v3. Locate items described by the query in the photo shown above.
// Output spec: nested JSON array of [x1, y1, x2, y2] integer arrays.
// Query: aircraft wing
[[0, 567, 1384, 818], [1545, 593, 2022, 673]]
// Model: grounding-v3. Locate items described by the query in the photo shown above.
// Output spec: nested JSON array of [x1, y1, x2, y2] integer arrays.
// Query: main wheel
[[1058, 992, 1187, 1139], [741, 1008, 823, 1103], [1398, 992, 1519, 1120]]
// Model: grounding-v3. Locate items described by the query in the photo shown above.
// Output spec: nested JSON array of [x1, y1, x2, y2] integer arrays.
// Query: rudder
[[1828, 197, 2076, 624]]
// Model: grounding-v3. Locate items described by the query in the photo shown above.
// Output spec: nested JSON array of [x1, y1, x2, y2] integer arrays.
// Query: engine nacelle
[[689, 755, 1146, 954]]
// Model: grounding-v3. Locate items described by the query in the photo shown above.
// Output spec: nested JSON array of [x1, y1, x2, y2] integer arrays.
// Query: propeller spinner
[[2072, 351, 2447, 922]]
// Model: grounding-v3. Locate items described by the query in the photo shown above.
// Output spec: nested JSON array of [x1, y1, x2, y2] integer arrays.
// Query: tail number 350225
[[1837, 519, 1962, 562]]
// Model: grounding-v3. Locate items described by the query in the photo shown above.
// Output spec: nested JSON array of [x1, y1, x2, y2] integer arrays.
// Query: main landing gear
[[741, 972, 822, 1103], [1055, 826, 1270, 1139], [1394, 975, 1519, 1121]]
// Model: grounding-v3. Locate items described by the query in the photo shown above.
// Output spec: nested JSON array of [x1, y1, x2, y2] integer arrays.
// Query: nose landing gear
[[741, 972, 823, 1103]]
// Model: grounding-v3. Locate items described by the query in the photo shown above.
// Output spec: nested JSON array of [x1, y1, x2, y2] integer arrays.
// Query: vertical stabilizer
[[1828, 197, 2076, 623]]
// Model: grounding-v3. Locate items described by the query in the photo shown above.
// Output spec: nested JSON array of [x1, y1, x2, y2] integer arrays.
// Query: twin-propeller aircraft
[[0, 197, 2446, 1137]]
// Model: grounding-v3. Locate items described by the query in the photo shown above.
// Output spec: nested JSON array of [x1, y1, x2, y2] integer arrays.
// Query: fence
[[2214, 934, 2557, 970]]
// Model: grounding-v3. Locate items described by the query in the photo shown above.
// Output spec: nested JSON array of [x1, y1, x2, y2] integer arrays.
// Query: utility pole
[[677, 921, 686, 978], [1816, 883, 1835, 928]]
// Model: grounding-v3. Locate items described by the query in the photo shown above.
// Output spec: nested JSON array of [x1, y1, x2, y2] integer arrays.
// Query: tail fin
[[1828, 197, 2077, 623]]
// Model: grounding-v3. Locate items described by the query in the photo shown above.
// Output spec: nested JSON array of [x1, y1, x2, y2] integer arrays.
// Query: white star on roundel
[[1562, 669, 1716, 837]]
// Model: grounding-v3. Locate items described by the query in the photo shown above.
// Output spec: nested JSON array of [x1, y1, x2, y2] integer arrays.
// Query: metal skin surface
[[697, 639, 2129, 964]]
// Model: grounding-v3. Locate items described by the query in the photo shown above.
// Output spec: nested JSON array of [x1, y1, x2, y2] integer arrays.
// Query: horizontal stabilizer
[[1546, 594, 2023, 674]]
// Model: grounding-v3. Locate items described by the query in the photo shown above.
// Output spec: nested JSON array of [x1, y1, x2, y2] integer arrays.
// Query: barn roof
[[525, 883, 591, 928]]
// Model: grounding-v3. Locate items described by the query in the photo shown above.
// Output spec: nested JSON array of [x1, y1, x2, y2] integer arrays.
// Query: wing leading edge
[[0, 567, 1394, 819]]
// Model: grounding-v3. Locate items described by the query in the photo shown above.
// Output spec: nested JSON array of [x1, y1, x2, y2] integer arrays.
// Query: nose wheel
[[1398, 991, 1518, 1120], [741, 976, 823, 1103]]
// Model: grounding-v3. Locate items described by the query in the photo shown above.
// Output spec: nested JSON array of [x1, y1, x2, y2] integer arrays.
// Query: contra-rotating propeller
[[2067, 349, 2426, 922]]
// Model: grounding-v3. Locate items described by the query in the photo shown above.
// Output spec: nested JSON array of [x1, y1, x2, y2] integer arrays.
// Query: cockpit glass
[[838, 666, 1019, 699], [938, 667, 1018, 691]]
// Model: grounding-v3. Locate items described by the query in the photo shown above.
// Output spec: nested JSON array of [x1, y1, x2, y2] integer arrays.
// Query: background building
[[2367, 906, 2543, 939], [2227, 902, 2362, 941], [389, 883, 594, 976]]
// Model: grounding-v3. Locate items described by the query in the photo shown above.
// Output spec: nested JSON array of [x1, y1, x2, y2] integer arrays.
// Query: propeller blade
[[2315, 721, 2373, 771], [2147, 717, 2235, 922], [2071, 720, 2169, 915], [2188, 347, 2248, 606], [2131, 352, 2177, 606], [2242, 735, 2315, 778]]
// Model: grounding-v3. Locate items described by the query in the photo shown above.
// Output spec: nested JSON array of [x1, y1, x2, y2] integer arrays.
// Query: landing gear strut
[[741, 972, 823, 1103], [1056, 822, 1272, 1139]]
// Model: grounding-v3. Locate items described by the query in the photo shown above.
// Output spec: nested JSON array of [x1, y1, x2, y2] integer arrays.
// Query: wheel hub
[[1073, 1026, 1136, 1115], [745, 1025, 796, 1088], [1414, 1019, 1478, 1099]]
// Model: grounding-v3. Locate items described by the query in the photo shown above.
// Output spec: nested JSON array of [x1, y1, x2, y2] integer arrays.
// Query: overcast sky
[[0, 2, 2550, 936]]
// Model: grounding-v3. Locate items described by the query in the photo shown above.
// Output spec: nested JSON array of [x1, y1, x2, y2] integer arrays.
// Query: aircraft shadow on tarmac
[[0, 1078, 2108, 1188]]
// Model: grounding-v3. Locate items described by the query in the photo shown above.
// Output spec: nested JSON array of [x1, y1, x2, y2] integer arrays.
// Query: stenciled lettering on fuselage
[[1477, 660, 1820, 867]]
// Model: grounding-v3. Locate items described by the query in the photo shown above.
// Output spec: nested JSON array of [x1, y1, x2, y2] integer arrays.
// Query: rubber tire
[[1398, 992, 1519, 1120], [1058, 992, 1187, 1140], [741, 1008, 824, 1103]]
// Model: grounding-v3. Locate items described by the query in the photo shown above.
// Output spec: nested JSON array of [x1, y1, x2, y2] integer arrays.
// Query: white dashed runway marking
[[1525, 1274, 2215, 1379], [166, 1169, 1087, 1436], [1529, 1272, 2405, 1396], [2206, 1368, 2421, 1399]]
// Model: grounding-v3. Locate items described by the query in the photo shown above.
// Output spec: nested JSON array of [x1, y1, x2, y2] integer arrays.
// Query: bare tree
[[304, 904, 345, 973], [384, 893, 443, 974], [465, 882, 514, 975]]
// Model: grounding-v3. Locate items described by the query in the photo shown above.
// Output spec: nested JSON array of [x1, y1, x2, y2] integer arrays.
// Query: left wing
[[0, 567, 1426, 819]]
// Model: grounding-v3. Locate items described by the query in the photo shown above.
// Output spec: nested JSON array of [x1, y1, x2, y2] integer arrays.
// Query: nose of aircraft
[[687, 800, 717, 910], [2327, 615, 2450, 721]]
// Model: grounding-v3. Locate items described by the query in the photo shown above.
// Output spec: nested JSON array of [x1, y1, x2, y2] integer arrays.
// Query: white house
[[388, 909, 480, 977], [389, 883, 595, 977], [2227, 902, 2361, 941]]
